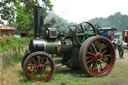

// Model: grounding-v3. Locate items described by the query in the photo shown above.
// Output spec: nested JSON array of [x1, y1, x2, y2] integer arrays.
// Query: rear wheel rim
[[85, 39, 114, 76], [25, 54, 54, 81]]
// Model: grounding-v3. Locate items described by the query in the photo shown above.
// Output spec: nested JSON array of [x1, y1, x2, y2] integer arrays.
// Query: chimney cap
[[33, 6, 42, 9]]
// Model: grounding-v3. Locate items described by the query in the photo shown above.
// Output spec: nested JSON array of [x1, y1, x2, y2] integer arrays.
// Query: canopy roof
[[0, 25, 15, 32]]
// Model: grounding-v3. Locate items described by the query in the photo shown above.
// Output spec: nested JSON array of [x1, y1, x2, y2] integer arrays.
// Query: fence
[[0, 46, 27, 59], [0, 45, 28, 81]]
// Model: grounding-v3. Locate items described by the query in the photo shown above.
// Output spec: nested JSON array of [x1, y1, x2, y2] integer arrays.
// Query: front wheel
[[21, 49, 31, 69], [23, 51, 55, 81], [79, 36, 116, 77]]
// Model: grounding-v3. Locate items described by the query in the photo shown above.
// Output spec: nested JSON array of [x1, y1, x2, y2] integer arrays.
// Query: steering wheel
[[75, 22, 98, 45]]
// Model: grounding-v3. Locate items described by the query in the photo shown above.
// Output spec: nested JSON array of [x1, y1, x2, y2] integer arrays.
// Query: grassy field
[[1, 50, 128, 85]]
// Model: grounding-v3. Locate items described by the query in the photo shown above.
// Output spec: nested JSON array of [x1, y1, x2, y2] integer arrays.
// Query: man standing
[[117, 38, 124, 59], [112, 38, 117, 50]]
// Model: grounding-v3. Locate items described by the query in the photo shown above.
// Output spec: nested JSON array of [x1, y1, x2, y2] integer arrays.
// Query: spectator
[[108, 32, 114, 40], [112, 38, 116, 50], [116, 38, 124, 59]]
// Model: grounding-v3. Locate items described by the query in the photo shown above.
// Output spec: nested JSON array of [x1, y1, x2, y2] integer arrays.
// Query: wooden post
[[9, 31, 11, 36]]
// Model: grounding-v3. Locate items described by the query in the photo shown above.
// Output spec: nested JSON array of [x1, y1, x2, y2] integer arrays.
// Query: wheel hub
[[38, 65, 43, 71], [96, 54, 102, 61], [97, 55, 101, 59]]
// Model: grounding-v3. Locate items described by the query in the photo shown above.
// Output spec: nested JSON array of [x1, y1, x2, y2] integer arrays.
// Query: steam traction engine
[[22, 6, 116, 81]]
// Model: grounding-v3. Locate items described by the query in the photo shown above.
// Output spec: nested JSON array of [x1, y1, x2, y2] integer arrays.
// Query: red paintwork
[[122, 31, 124, 41], [0, 28, 15, 38], [122, 30, 128, 45], [85, 39, 114, 76], [25, 56, 54, 82]]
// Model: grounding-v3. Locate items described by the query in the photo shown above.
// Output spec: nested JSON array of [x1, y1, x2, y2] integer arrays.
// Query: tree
[[89, 12, 128, 31], [0, 0, 53, 36]]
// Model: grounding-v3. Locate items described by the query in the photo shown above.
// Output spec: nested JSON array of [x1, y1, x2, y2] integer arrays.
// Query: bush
[[0, 36, 30, 53], [0, 36, 30, 68]]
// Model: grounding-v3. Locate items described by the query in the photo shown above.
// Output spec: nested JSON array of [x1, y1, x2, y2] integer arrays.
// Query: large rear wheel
[[79, 36, 116, 77], [23, 51, 55, 81]]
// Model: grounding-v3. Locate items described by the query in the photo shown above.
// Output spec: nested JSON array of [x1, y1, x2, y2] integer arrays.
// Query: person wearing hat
[[116, 38, 124, 59]]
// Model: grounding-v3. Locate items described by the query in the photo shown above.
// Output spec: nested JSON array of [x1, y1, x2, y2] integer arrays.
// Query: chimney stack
[[34, 6, 42, 38]]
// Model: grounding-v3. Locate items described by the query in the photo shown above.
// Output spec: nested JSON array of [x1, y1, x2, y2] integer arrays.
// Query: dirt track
[[116, 49, 128, 63], [109, 49, 128, 85]]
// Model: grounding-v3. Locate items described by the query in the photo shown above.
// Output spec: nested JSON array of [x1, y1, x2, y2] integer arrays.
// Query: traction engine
[[22, 6, 116, 81]]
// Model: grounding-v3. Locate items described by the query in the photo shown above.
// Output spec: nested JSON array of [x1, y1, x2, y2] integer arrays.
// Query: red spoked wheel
[[79, 36, 116, 77], [23, 51, 55, 81], [21, 49, 30, 69]]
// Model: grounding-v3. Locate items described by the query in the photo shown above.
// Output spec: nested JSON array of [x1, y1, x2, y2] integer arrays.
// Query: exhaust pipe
[[40, 16, 45, 38], [34, 6, 42, 38], [29, 6, 45, 52]]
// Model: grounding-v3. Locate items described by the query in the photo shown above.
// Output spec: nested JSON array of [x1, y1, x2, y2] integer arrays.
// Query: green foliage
[[0, 37, 29, 52], [0, 0, 53, 21], [0, 0, 53, 36], [0, 37, 29, 68], [89, 12, 128, 31]]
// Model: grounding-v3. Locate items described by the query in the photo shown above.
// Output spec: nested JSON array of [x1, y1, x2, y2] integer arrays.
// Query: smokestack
[[34, 6, 42, 38], [40, 16, 45, 38]]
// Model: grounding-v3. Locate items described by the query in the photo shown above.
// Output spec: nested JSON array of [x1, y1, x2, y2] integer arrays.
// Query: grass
[[2, 62, 111, 85], [2, 54, 23, 68], [1, 50, 128, 85]]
